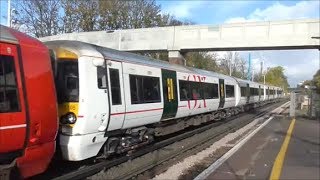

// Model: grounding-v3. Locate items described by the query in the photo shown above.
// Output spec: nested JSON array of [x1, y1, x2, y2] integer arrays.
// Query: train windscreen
[[55, 61, 79, 103]]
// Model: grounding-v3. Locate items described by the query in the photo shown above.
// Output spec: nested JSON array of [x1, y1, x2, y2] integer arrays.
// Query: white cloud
[[224, 1, 320, 87], [245, 50, 320, 87], [162, 1, 205, 19], [283, 58, 319, 87], [225, 1, 320, 23]]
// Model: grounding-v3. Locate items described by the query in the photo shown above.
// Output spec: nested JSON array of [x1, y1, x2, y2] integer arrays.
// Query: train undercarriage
[[99, 100, 278, 158]]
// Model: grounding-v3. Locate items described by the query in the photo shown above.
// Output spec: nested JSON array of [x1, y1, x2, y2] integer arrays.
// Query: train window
[[129, 75, 160, 104], [250, 88, 259, 96], [225, 85, 234, 98], [109, 68, 121, 105], [190, 82, 203, 100], [270, 90, 273, 95], [97, 67, 107, 89], [203, 83, 218, 99], [240, 87, 246, 97], [179, 80, 190, 101], [142, 76, 160, 103], [130, 75, 143, 104], [250, 88, 254, 96], [0, 55, 20, 113]]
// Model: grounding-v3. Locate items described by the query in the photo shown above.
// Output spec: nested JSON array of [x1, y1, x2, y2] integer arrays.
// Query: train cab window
[[203, 83, 218, 99], [129, 75, 160, 104], [190, 82, 203, 100], [109, 68, 121, 105], [179, 80, 190, 101], [56, 61, 79, 103], [97, 67, 107, 89], [225, 85, 234, 98], [0, 55, 20, 113]]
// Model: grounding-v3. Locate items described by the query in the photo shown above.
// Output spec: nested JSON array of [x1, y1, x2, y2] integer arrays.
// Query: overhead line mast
[[7, 0, 11, 27]]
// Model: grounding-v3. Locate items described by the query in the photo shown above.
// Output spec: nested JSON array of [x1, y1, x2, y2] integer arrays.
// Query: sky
[[157, 0, 320, 87], [1, 0, 319, 87]]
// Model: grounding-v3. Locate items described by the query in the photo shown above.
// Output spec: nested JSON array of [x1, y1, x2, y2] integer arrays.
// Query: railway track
[[38, 101, 288, 180]]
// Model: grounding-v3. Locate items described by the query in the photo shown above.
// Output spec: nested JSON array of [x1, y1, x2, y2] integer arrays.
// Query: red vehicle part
[[0, 25, 58, 178]]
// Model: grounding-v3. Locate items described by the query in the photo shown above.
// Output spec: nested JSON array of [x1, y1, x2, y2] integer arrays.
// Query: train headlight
[[60, 112, 77, 124]]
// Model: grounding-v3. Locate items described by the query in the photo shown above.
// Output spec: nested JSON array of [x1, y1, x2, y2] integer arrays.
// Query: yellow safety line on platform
[[269, 118, 296, 180]]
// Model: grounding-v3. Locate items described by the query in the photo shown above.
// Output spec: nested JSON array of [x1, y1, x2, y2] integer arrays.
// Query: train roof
[[45, 40, 238, 81], [44, 40, 281, 87], [0, 25, 19, 44], [1, 25, 47, 49]]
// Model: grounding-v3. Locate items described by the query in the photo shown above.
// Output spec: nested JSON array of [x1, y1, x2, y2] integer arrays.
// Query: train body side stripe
[[0, 124, 27, 130]]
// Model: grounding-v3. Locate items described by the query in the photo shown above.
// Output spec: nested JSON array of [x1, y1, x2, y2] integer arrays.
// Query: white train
[[45, 40, 283, 161]]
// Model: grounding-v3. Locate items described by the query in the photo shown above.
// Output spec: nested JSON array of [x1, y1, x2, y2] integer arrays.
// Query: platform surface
[[205, 114, 320, 180]]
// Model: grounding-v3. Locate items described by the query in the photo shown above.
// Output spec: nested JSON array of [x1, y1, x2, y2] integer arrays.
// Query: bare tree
[[61, 0, 80, 33], [15, 0, 61, 37], [218, 52, 247, 78]]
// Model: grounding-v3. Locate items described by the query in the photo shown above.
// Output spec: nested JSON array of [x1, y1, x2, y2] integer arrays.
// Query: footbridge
[[40, 19, 320, 65]]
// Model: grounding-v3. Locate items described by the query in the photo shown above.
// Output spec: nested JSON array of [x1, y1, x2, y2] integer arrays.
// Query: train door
[[246, 83, 250, 103], [106, 61, 125, 131], [161, 69, 178, 120], [267, 87, 270, 100], [218, 79, 225, 108], [0, 43, 27, 158]]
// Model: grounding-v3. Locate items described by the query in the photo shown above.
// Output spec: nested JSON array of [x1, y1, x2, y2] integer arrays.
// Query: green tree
[[61, 0, 99, 32], [185, 52, 218, 72], [97, 0, 170, 30], [264, 66, 289, 91]]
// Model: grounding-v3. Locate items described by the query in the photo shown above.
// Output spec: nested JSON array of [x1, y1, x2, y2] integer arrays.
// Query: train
[[0, 25, 283, 178], [0, 26, 58, 178]]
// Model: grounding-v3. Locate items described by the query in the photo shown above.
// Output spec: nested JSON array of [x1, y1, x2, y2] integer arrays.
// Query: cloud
[[224, 1, 320, 87], [245, 50, 320, 87], [162, 1, 205, 19], [225, 1, 320, 23]]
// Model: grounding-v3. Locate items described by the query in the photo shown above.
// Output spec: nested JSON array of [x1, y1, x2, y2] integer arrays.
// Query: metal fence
[[290, 88, 320, 120]]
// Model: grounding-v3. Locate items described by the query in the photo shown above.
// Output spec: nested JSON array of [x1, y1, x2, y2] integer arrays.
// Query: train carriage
[[44, 40, 284, 162]]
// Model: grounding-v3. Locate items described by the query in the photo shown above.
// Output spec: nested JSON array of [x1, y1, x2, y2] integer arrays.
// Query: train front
[[48, 42, 109, 161]]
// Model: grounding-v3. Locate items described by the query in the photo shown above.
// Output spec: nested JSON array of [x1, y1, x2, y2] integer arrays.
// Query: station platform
[[197, 113, 320, 179]]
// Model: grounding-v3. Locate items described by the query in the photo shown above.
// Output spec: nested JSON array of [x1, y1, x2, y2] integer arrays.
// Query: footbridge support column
[[168, 50, 186, 66]]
